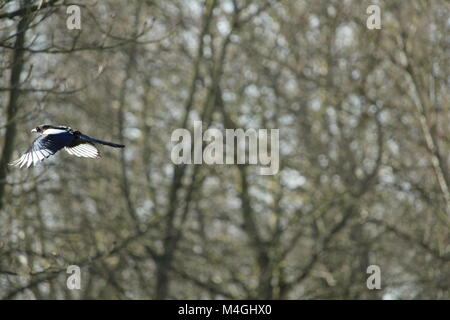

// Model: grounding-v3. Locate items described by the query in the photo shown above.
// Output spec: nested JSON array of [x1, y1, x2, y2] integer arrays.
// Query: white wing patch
[[42, 128, 69, 135], [9, 149, 53, 168], [65, 143, 100, 158]]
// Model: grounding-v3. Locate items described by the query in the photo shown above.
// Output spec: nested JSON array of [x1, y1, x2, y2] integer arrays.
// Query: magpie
[[10, 125, 125, 168]]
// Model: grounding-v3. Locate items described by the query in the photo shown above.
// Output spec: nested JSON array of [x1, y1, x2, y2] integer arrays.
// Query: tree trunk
[[0, 9, 31, 211]]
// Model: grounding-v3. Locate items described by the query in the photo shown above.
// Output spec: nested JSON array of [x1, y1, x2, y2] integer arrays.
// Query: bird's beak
[[31, 128, 37, 133]]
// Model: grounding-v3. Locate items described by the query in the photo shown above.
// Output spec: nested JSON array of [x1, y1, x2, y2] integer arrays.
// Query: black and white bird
[[10, 125, 125, 168]]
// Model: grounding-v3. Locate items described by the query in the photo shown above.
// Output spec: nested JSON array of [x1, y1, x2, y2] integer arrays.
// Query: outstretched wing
[[10, 132, 74, 168], [64, 139, 100, 158]]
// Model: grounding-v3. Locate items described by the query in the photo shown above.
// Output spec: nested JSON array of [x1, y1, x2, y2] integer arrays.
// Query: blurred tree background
[[0, 0, 449, 299]]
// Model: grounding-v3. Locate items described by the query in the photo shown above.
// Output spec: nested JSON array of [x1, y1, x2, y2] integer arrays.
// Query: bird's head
[[31, 125, 50, 134]]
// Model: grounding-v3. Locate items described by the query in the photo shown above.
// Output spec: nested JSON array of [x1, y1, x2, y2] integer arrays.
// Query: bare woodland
[[0, 0, 449, 299]]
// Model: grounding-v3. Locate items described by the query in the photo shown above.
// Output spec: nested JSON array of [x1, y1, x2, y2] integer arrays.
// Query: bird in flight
[[10, 125, 125, 168]]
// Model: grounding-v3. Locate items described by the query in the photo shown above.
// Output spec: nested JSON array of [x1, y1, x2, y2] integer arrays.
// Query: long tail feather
[[78, 134, 125, 148]]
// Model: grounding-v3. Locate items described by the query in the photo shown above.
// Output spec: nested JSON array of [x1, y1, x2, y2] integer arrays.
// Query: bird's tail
[[79, 134, 125, 148]]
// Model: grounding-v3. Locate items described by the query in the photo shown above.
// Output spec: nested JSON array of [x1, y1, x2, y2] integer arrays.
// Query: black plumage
[[10, 125, 125, 168]]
